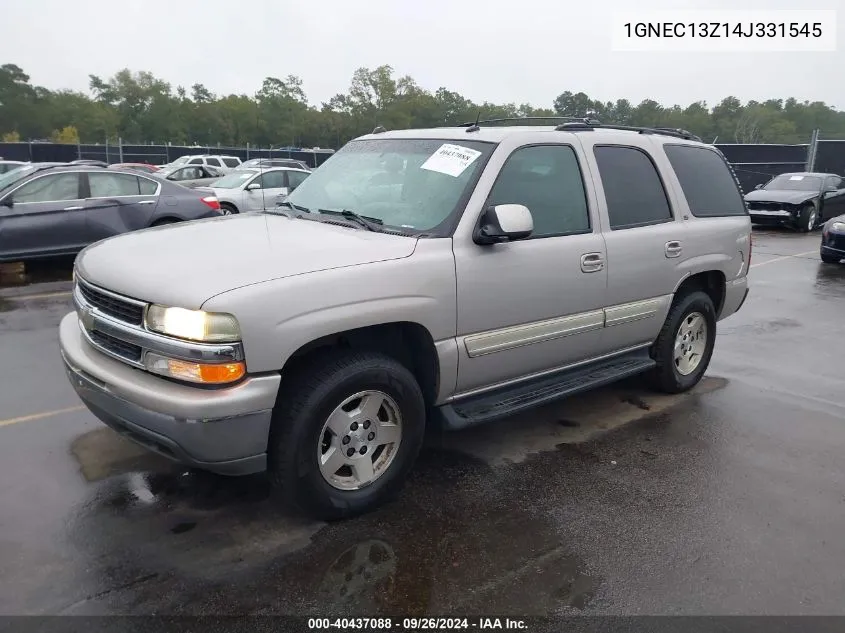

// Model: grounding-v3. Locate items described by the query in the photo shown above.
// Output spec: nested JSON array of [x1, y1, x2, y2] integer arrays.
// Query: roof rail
[[553, 121, 702, 142], [456, 116, 597, 127]]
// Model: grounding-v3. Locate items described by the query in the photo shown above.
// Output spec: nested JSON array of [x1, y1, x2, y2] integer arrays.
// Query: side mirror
[[474, 204, 533, 245], [246, 183, 261, 191], [754, 184, 763, 190], [0, 197, 12, 208]]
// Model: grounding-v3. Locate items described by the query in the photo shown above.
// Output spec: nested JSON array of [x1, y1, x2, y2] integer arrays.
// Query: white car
[[164, 154, 242, 173], [208, 167, 311, 214]]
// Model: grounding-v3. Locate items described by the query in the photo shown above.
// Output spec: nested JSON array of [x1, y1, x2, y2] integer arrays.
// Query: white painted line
[[750, 250, 817, 268], [0, 405, 85, 428]]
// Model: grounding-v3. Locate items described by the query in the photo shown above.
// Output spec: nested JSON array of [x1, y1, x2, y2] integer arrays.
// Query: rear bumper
[[59, 312, 280, 475], [719, 276, 749, 320]]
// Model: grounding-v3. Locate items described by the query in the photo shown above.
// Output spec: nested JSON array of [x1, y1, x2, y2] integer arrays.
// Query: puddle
[[63, 444, 598, 615]]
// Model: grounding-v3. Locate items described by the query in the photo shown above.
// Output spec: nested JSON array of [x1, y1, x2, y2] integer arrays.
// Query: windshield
[[171, 156, 190, 167], [240, 159, 261, 168], [764, 174, 822, 192], [211, 170, 257, 188], [0, 165, 39, 192], [284, 138, 494, 234]]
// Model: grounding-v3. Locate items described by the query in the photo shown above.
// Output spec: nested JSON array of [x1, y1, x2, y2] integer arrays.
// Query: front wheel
[[649, 291, 717, 394], [268, 350, 426, 520], [220, 203, 238, 215], [798, 203, 818, 233]]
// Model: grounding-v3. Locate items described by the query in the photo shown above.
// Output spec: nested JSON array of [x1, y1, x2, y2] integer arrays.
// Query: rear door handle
[[580, 252, 605, 273], [665, 241, 683, 258], [63, 206, 83, 211], [138, 200, 156, 205]]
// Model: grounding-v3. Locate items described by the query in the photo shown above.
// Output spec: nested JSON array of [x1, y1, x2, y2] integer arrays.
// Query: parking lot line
[[750, 250, 817, 269], [4, 290, 72, 301], [0, 405, 85, 428]]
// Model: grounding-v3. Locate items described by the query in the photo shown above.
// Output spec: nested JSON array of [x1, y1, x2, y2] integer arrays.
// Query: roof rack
[[457, 116, 597, 128], [553, 121, 702, 142], [452, 116, 702, 142]]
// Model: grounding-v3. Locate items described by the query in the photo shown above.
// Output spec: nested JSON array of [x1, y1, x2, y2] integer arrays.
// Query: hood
[[744, 189, 818, 205], [75, 214, 418, 309]]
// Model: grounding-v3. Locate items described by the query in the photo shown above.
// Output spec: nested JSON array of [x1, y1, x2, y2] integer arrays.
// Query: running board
[[438, 350, 656, 430]]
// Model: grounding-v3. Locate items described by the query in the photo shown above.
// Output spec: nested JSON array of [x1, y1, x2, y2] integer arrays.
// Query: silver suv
[[59, 120, 751, 519]]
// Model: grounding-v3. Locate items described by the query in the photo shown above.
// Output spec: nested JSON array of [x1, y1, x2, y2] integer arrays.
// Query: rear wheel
[[220, 203, 238, 215], [649, 291, 717, 394], [798, 203, 817, 233], [268, 350, 426, 520], [821, 252, 840, 264]]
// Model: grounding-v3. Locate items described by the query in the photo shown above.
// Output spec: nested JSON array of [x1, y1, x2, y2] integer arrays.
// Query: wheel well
[[675, 271, 726, 316], [220, 201, 238, 211], [282, 323, 440, 406], [151, 217, 181, 226]]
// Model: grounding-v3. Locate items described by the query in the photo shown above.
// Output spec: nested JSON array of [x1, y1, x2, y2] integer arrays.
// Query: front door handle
[[665, 240, 683, 258], [580, 252, 604, 273], [138, 200, 156, 205], [63, 206, 83, 211]]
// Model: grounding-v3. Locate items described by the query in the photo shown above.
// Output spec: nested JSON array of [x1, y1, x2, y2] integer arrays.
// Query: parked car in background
[[0, 160, 28, 174], [209, 167, 310, 214], [109, 163, 160, 174], [71, 159, 110, 167], [164, 154, 242, 172], [0, 164, 222, 262], [820, 213, 845, 263], [239, 158, 311, 171], [744, 172, 845, 232], [156, 164, 225, 188], [58, 122, 750, 520]]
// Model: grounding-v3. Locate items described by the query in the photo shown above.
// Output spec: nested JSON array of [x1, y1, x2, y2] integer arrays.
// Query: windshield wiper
[[266, 200, 311, 217], [318, 208, 384, 232]]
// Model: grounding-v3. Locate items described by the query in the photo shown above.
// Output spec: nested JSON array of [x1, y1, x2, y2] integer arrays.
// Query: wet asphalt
[[1, 229, 844, 616]]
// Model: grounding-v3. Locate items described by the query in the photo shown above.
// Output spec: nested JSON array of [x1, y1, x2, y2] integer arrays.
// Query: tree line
[[1, 63, 843, 149]]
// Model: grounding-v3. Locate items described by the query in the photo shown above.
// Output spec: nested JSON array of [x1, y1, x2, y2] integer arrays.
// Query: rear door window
[[593, 145, 673, 230], [206, 157, 221, 167], [88, 172, 141, 197], [663, 144, 748, 217]]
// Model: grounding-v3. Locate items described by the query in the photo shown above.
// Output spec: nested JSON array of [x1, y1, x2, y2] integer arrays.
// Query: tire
[[821, 252, 840, 264], [649, 291, 717, 394], [797, 203, 817, 233], [267, 350, 426, 520], [220, 203, 238, 215]]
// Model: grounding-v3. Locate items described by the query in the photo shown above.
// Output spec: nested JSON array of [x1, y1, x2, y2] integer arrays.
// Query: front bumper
[[748, 209, 798, 226], [60, 312, 281, 475], [821, 231, 845, 259]]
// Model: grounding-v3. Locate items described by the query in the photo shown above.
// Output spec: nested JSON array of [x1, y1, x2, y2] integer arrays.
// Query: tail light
[[200, 195, 221, 211]]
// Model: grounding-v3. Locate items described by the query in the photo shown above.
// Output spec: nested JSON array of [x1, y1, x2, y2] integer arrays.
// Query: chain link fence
[[0, 132, 842, 184]]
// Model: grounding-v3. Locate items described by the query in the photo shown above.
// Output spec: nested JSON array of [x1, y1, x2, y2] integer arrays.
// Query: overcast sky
[[2, 0, 843, 110]]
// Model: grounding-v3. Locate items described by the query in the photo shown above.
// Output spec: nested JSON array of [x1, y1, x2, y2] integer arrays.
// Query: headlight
[[832, 222, 845, 232], [145, 304, 241, 342]]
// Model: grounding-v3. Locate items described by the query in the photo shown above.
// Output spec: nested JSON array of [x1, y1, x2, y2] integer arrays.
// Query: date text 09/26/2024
[[307, 618, 527, 630]]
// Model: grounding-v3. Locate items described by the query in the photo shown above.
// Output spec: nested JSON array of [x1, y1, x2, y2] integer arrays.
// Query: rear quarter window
[[222, 158, 240, 167], [663, 144, 748, 217]]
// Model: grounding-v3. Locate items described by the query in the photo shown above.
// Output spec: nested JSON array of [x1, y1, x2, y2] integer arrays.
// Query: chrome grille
[[89, 330, 143, 363], [77, 279, 145, 325]]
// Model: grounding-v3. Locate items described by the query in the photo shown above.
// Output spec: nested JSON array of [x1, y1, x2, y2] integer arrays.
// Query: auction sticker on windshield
[[421, 144, 482, 177]]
